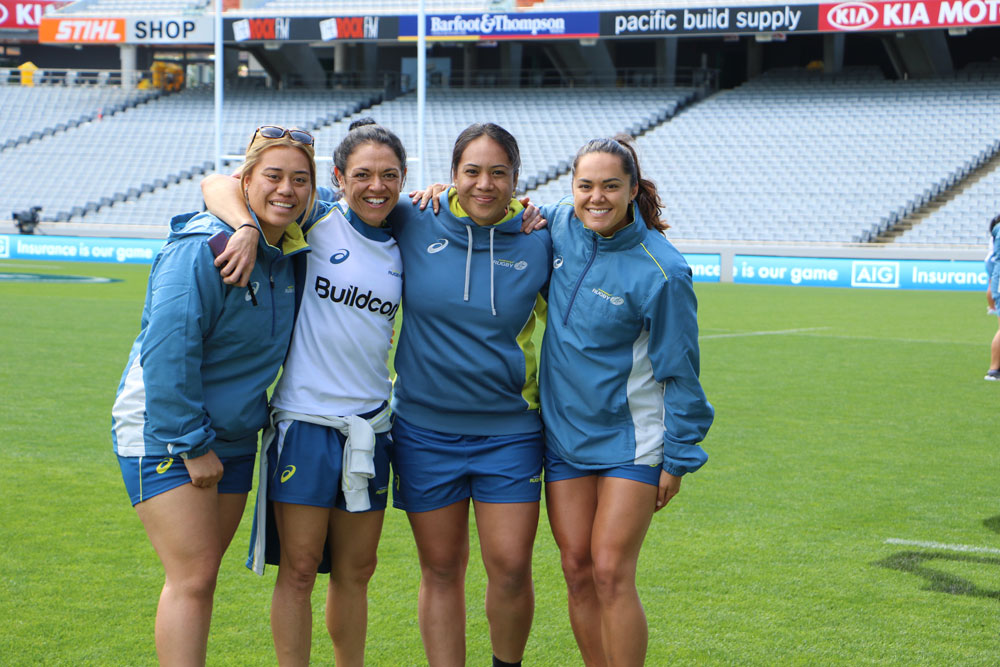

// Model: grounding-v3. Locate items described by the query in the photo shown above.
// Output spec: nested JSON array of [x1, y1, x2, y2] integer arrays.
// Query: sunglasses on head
[[251, 125, 315, 147]]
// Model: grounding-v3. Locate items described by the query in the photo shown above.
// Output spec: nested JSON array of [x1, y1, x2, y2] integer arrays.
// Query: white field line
[[885, 538, 1000, 556], [701, 328, 978, 346], [701, 327, 828, 340], [797, 332, 981, 346]]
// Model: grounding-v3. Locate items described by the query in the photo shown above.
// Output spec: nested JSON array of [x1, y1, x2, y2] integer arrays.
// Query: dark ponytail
[[572, 135, 668, 232]]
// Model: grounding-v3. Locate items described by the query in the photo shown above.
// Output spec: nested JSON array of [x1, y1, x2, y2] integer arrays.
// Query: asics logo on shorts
[[280, 465, 296, 483], [427, 239, 448, 254], [330, 249, 350, 264], [156, 457, 174, 474]]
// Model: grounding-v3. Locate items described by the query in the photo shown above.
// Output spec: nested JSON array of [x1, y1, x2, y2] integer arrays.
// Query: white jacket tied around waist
[[248, 405, 392, 575]]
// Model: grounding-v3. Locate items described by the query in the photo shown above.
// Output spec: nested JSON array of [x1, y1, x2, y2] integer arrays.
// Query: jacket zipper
[[563, 235, 598, 325], [269, 269, 276, 336]]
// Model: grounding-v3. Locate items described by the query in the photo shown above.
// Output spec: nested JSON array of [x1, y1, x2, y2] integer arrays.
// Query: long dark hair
[[572, 135, 667, 232], [990, 213, 1000, 233], [450, 122, 521, 184], [333, 119, 407, 188]]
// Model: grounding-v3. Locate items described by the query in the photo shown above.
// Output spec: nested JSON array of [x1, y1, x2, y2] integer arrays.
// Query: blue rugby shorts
[[117, 452, 255, 506], [268, 418, 391, 512], [543, 448, 662, 487], [390, 416, 543, 512]]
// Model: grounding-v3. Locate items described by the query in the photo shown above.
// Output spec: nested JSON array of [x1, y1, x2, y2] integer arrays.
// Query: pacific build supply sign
[[0, 1, 67, 30], [398, 12, 600, 40], [0, 235, 164, 264], [819, 0, 1000, 30], [604, 5, 819, 37], [733, 255, 988, 290]]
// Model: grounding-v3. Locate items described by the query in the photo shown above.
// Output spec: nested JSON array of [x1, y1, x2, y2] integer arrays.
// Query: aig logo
[[851, 261, 899, 288]]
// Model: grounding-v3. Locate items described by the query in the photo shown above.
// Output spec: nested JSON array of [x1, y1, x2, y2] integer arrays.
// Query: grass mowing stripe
[[884, 539, 1000, 556]]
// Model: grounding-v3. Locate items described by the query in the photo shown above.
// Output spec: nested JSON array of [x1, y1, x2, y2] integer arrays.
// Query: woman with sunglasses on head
[[201, 121, 405, 667], [535, 136, 713, 666], [111, 126, 314, 666]]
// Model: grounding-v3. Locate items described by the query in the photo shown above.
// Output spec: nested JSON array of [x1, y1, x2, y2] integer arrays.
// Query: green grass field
[[1, 258, 998, 665]]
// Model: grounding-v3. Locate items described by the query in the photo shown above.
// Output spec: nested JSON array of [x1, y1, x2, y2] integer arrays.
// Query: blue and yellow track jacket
[[389, 189, 552, 435], [539, 199, 713, 475], [111, 211, 308, 459]]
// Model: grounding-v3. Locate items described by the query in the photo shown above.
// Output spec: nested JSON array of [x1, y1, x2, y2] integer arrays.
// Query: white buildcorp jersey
[[271, 203, 402, 417]]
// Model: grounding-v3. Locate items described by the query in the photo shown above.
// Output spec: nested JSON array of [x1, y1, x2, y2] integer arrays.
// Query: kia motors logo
[[825, 2, 878, 30], [0, 6, 8, 25]]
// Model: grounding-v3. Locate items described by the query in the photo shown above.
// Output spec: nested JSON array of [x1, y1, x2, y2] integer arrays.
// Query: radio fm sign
[[819, 0, 1000, 30], [319, 16, 379, 40]]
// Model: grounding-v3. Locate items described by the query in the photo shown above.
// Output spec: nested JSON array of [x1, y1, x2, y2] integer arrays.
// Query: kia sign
[[0, 0, 68, 30], [819, 0, 1000, 30]]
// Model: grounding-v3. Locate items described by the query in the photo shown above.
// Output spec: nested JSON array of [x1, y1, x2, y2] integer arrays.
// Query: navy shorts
[[117, 452, 255, 506], [391, 416, 543, 512], [543, 448, 662, 487], [268, 418, 391, 512]]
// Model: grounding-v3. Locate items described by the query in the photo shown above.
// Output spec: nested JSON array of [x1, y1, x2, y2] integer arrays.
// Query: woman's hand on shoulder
[[214, 224, 259, 287], [520, 197, 548, 234], [655, 470, 681, 512], [183, 449, 224, 488], [409, 183, 450, 214]]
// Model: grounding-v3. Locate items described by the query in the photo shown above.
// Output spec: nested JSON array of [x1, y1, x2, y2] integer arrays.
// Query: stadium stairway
[[874, 149, 1000, 245]]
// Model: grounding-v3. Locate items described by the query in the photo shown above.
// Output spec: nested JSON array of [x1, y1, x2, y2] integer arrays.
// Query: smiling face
[[243, 144, 312, 243], [334, 141, 405, 227], [572, 151, 639, 237], [453, 135, 516, 226]]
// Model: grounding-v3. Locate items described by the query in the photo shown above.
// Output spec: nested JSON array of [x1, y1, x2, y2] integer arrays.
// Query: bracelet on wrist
[[237, 223, 259, 233]]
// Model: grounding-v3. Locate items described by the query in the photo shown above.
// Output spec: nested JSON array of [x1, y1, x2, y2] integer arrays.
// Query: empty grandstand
[[1, 0, 998, 254]]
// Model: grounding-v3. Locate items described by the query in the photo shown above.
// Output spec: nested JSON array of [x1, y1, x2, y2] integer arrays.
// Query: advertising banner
[[38, 16, 125, 43], [0, 235, 163, 264], [683, 253, 723, 283], [818, 0, 1000, 31], [127, 17, 214, 44], [227, 15, 395, 42], [0, 0, 67, 30], [733, 255, 988, 291], [603, 4, 819, 37], [398, 12, 600, 41]]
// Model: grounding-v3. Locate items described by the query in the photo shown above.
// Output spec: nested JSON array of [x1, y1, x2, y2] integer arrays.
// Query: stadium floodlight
[[12, 206, 42, 235]]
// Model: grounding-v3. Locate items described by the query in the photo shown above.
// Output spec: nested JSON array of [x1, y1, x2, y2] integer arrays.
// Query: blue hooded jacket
[[539, 199, 712, 475], [111, 211, 308, 459], [389, 189, 552, 435]]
